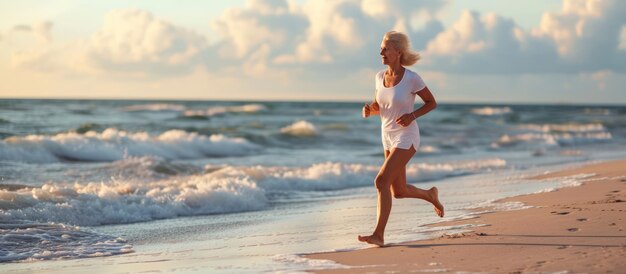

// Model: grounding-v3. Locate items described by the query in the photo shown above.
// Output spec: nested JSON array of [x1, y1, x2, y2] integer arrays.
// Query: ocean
[[1, 99, 625, 272]]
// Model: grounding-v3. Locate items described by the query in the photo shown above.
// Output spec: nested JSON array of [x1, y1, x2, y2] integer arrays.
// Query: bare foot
[[429, 187, 445, 217], [357, 234, 384, 247]]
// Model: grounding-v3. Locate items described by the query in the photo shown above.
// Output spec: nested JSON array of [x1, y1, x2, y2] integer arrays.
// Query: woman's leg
[[390, 166, 429, 200], [358, 146, 416, 246], [389, 149, 444, 217]]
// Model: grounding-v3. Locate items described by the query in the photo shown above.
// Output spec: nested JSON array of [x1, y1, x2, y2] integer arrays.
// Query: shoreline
[[305, 159, 626, 273]]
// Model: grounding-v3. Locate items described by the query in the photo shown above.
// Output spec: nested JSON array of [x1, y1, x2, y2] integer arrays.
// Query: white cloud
[[10, 21, 53, 43], [11, 9, 209, 77], [33, 21, 53, 43], [426, 11, 491, 55], [535, 0, 626, 68], [423, 0, 626, 73], [291, 0, 445, 64], [8, 1, 446, 80], [212, 0, 307, 59], [423, 10, 559, 73], [213, 0, 446, 80], [11, 47, 57, 72], [8, 0, 626, 85], [361, 0, 447, 32], [78, 9, 208, 75], [12, 24, 32, 32]]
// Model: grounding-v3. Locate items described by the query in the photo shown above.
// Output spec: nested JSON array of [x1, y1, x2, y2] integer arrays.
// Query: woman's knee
[[374, 174, 390, 190]]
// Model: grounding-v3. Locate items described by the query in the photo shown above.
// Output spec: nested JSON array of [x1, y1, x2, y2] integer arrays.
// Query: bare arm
[[411, 86, 437, 119], [395, 86, 437, 126], [362, 97, 380, 118]]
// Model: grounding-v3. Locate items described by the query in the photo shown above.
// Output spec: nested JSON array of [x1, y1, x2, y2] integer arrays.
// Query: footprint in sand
[[567, 228, 579, 232]]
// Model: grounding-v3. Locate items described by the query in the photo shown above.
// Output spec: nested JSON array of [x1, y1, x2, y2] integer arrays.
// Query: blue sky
[[1, 0, 625, 104]]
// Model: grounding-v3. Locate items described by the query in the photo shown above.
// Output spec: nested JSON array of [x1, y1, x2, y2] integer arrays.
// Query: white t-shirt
[[375, 68, 426, 133]]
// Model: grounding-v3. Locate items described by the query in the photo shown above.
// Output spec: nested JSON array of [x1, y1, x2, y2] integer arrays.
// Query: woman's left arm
[[395, 86, 437, 127], [411, 86, 437, 119]]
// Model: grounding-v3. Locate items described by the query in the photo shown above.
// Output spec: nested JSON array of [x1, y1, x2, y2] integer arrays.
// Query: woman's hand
[[363, 101, 380, 118], [362, 103, 371, 118], [371, 101, 379, 112], [395, 113, 415, 127]]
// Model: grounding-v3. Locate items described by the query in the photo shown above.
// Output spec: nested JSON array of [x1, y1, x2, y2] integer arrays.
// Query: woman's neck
[[386, 63, 404, 76]]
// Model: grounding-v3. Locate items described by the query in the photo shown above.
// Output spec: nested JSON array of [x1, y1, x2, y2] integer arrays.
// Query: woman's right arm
[[362, 100, 380, 118], [364, 77, 381, 118]]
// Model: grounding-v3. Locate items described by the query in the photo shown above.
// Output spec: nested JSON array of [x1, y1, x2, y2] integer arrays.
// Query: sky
[[1, 0, 625, 104]]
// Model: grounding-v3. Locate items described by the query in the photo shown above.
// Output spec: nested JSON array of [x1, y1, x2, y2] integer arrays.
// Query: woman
[[359, 31, 444, 247]]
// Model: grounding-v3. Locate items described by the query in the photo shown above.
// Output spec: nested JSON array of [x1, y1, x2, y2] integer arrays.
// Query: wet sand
[[306, 159, 626, 273]]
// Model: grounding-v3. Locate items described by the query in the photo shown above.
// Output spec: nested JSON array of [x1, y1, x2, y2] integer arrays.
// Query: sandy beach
[[306, 159, 626, 273]]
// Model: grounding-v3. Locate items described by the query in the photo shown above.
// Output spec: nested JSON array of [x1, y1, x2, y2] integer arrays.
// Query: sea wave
[[0, 158, 505, 226], [583, 108, 611, 115], [518, 123, 606, 133], [0, 222, 133, 262], [206, 158, 507, 192], [72, 156, 203, 183], [0, 128, 260, 163], [470, 107, 512, 116], [183, 103, 267, 117], [122, 103, 186, 112], [0, 174, 268, 226], [280, 120, 318, 137], [492, 132, 612, 147]]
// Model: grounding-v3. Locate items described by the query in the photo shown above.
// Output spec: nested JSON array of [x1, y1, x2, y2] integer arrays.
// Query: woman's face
[[380, 40, 400, 65]]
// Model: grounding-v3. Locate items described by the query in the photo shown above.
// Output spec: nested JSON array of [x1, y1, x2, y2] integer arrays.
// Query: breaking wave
[[280, 120, 318, 137], [0, 128, 260, 163], [471, 107, 512, 116], [0, 158, 506, 226], [183, 104, 267, 117]]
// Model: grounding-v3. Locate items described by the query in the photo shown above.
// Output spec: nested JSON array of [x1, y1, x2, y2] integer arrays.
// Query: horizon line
[[1, 96, 625, 107]]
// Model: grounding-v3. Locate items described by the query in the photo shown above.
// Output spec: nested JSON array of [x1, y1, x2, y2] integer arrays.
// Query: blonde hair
[[383, 31, 420, 66]]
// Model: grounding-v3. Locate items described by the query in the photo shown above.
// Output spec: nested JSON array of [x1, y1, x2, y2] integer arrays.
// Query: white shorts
[[381, 129, 420, 151]]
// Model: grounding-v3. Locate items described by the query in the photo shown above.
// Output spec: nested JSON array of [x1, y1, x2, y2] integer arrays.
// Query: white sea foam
[[0, 222, 133, 262], [206, 158, 507, 192], [468, 200, 534, 211], [419, 145, 440, 153], [0, 128, 259, 163], [183, 103, 267, 117], [583, 108, 611, 115], [0, 157, 507, 227], [492, 132, 612, 147], [280, 120, 318, 137], [0, 173, 268, 226], [466, 173, 593, 213], [494, 122, 612, 148], [272, 254, 350, 271], [533, 173, 589, 193], [471, 107, 512, 116], [122, 103, 186, 112], [519, 123, 606, 133]]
